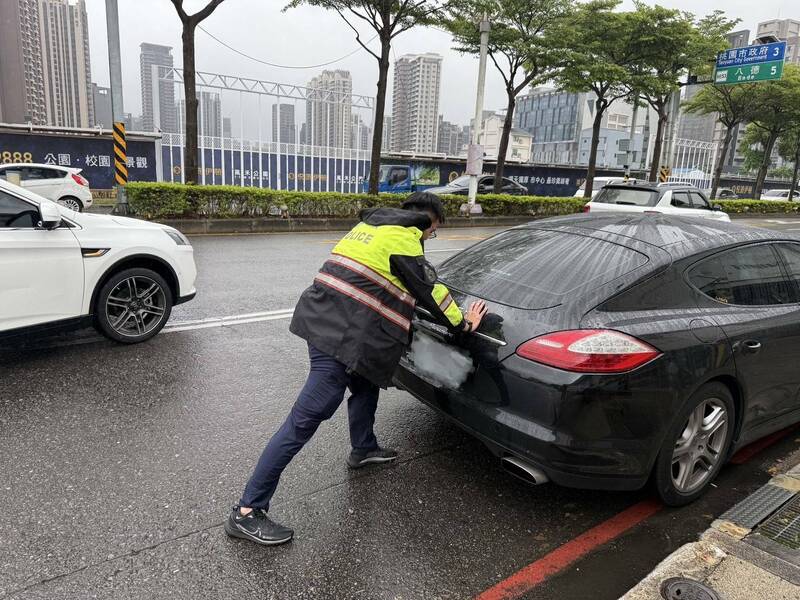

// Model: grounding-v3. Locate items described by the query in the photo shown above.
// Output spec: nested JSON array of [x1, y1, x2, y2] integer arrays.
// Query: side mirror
[[38, 202, 62, 229], [711, 204, 723, 212]]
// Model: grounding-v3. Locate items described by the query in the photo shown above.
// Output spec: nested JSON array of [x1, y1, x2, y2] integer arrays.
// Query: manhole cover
[[758, 494, 800, 550], [660, 577, 722, 600]]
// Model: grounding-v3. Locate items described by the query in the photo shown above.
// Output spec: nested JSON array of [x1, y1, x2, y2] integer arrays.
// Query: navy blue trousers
[[240, 344, 380, 510]]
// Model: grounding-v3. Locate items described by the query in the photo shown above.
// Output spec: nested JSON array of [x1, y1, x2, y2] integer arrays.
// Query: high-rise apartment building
[[177, 91, 223, 138], [391, 53, 442, 153], [381, 116, 392, 151], [350, 115, 371, 150], [757, 19, 800, 63], [305, 70, 352, 148], [140, 43, 177, 132], [437, 116, 468, 156], [39, 0, 93, 127], [0, 0, 48, 124], [272, 103, 296, 144], [92, 83, 112, 128]]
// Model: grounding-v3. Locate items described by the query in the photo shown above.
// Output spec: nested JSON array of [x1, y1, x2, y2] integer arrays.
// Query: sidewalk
[[621, 464, 800, 599]]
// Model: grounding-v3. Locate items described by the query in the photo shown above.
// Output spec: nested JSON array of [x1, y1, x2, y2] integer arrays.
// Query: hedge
[[715, 199, 800, 214], [123, 182, 800, 220], [125, 182, 585, 220]]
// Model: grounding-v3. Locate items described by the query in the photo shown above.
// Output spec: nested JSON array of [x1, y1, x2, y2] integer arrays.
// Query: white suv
[[0, 178, 196, 344], [0, 163, 93, 211], [583, 183, 730, 221]]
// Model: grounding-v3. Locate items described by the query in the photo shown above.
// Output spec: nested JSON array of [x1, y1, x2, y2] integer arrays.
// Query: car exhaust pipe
[[500, 455, 549, 485]]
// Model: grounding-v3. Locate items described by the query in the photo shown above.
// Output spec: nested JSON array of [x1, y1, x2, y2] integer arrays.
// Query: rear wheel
[[94, 268, 172, 344], [58, 196, 82, 212], [653, 382, 735, 506]]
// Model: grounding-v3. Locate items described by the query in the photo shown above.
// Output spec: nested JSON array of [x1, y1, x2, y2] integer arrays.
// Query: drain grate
[[719, 484, 794, 529], [660, 577, 722, 600], [757, 494, 800, 550]]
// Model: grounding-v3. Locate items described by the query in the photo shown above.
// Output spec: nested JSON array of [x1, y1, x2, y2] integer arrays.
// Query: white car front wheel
[[94, 268, 173, 343]]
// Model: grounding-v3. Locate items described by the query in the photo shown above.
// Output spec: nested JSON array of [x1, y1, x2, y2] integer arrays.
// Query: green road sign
[[715, 59, 784, 85]]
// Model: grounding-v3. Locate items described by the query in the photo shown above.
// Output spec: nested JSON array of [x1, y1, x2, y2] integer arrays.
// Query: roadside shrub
[[125, 182, 586, 220], [715, 199, 800, 214]]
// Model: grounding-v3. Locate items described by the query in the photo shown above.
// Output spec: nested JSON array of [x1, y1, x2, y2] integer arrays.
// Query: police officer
[[226, 191, 488, 546]]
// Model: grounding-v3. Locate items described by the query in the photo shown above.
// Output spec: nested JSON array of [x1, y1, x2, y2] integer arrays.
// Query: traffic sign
[[714, 41, 786, 85]]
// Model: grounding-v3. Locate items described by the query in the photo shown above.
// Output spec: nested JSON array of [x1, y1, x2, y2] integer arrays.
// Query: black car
[[395, 214, 800, 506], [427, 174, 528, 196]]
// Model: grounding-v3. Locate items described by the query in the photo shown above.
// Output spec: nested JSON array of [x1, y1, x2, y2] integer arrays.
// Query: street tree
[[738, 123, 771, 174], [778, 125, 800, 200], [287, 0, 446, 195], [744, 65, 800, 200], [553, 1, 640, 198], [682, 83, 759, 199], [630, 5, 735, 182], [445, 0, 570, 192], [168, 0, 227, 185]]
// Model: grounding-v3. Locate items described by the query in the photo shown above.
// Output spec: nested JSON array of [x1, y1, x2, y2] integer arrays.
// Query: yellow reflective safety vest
[[290, 207, 464, 387]]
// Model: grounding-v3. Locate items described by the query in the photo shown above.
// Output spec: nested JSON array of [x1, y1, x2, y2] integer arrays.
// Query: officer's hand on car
[[462, 300, 488, 333]]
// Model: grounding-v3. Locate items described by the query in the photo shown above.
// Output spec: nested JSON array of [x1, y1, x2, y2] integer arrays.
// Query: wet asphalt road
[[2, 220, 800, 600]]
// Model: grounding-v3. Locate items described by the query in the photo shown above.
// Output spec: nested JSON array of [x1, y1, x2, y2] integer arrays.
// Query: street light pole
[[466, 13, 490, 212], [106, 0, 127, 214]]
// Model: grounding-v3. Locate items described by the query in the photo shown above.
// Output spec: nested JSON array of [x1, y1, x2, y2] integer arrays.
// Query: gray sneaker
[[224, 506, 293, 546], [347, 447, 398, 469]]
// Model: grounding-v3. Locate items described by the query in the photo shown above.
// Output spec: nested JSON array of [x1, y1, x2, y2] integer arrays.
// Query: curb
[[730, 213, 800, 220], [620, 462, 800, 599]]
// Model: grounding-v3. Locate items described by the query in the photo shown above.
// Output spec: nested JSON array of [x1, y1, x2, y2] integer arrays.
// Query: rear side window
[[671, 191, 691, 208], [688, 244, 795, 306], [690, 192, 710, 209], [593, 187, 659, 207], [437, 229, 649, 309]]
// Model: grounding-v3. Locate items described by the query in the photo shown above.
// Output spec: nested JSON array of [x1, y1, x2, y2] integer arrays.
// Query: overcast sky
[[86, 0, 796, 126]]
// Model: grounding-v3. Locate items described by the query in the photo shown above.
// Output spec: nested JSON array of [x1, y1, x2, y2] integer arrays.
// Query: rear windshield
[[593, 187, 659, 207], [438, 229, 649, 309]]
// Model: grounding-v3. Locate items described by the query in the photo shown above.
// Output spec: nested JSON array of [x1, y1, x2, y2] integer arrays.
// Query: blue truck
[[362, 163, 443, 193]]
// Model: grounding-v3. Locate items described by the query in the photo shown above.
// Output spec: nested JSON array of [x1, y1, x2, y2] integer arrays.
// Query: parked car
[[426, 175, 528, 196], [0, 178, 195, 344], [584, 183, 730, 221], [395, 214, 800, 506], [761, 189, 798, 201], [708, 187, 739, 200], [573, 177, 639, 199], [0, 163, 93, 211]]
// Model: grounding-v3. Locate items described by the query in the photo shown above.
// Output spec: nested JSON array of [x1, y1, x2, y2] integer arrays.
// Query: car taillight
[[72, 173, 89, 186], [582, 204, 590, 213], [515, 330, 661, 373]]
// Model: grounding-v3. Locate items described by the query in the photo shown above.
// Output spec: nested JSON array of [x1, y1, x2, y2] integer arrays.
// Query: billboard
[[0, 131, 158, 189]]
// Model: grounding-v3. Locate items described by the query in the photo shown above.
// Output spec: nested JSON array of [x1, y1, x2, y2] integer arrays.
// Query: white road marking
[[163, 309, 294, 333]]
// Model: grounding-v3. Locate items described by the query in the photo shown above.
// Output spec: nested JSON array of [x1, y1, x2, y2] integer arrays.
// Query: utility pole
[[106, 0, 128, 214], [466, 13, 490, 213], [662, 87, 681, 181]]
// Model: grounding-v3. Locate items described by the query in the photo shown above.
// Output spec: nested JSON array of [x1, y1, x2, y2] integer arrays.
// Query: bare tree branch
[[337, 7, 381, 60], [191, 0, 226, 23], [169, 0, 188, 22]]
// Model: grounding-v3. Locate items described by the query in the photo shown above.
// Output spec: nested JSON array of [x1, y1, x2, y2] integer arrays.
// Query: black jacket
[[289, 208, 462, 387]]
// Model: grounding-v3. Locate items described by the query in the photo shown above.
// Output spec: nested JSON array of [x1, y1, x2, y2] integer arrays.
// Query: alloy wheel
[[671, 398, 729, 493], [59, 197, 82, 211], [105, 276, 167, 338]]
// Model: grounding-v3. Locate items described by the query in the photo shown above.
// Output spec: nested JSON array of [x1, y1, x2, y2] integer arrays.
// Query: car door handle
[[739, 340, 762, 354]]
